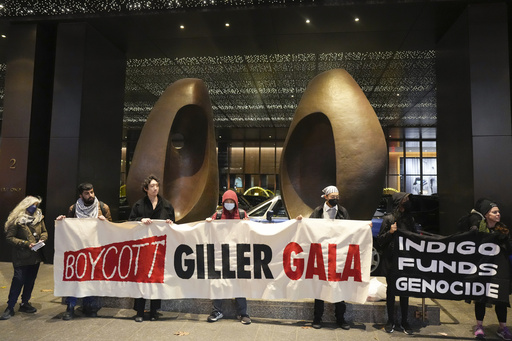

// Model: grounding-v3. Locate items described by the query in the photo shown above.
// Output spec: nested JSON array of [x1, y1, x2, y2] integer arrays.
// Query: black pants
[[313, 299, 346, 322], [385, 281, 409, 323], [7, 263, 40, 309], [212, 298, 248, 316], [475, 301, 508, 323], [134, 298, 161, 317]]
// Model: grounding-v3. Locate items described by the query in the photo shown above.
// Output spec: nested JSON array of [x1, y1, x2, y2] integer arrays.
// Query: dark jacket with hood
[[6, 211, 48, 267], [377, 192, 417, 275]]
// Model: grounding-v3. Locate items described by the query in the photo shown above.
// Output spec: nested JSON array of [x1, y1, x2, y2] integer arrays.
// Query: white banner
[[54, 218, 372, 303]]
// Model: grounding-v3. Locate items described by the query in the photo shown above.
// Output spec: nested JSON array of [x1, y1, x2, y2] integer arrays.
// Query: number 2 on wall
[[9, 158, 16, 169]]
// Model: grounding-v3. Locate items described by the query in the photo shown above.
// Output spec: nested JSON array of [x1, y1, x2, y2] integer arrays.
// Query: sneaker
[[475, 325, 485, 339], [207, 311, 223, 322], [497, 326, 512, 341], [62, 307, 74, 321], [150, 311, 159, 321], [337, 319, 350, 330], [134, 316, 143, 322], [0, 307, 14, 320], [239, 315, 251, 324], [385, 320, 395, 333], [19, 302, 37, 313], [401, 321, 413, 335], [312, 318, 322, 329]]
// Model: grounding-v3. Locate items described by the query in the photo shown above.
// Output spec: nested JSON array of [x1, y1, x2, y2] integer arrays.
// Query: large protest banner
[[388, 230, 511, 303], [54, 218, 372, 303]]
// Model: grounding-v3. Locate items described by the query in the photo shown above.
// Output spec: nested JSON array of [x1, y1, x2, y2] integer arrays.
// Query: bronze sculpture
[[280, 69, 387, 220], [126, 78, 219, 223]]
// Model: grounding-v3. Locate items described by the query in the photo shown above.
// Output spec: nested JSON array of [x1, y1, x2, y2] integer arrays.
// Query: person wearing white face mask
[[205, 190, 251, 324]]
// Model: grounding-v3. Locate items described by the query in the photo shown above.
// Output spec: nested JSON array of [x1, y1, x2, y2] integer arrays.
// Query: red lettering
[[63, 235, 166, 283], [340, 244, 362, 282], [305, 243, 326, 280], [283, 242, 304, 280], [328, 244, 342, 281]]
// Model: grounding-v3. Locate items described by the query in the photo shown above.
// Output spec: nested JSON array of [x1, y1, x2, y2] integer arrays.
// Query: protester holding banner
[[56, 182, 112, 320], [206, 189, 252, 325], [1, 196, 47, 320], [377, 192, 416, 335], [297, 185, 351, 330], [467, 199, 512, 340], [129, 175, 174, 322]]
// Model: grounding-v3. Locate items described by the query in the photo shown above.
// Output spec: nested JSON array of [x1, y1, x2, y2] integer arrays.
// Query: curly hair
[[4, 196, 42, 231]]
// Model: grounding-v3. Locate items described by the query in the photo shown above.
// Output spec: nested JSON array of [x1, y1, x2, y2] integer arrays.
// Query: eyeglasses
[[327, 196, 339, 199]]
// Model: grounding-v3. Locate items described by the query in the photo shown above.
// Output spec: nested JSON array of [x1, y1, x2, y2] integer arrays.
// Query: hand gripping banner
[[54, 218, 372, 303], [387, 230, 511, 304]]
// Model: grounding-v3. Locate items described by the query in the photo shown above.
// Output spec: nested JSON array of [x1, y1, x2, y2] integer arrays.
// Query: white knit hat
[[321, 185, 339, 198]]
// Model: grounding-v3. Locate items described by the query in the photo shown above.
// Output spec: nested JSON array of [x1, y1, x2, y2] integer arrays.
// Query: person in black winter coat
[[467, 199, 512, 340], [129, 175, 174, 322], [377, 192, 417, 335], [297, 185, 350, 330]]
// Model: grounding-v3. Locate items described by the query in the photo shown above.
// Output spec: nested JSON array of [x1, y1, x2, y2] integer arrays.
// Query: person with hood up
[[205, 189, 251, 324], [467, 199, 512, 340], [377, 192, 416, 335], [1, 196, 47, 320]]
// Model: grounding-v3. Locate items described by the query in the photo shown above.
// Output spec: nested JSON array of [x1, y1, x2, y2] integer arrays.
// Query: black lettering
[[196, 244, 205, 279], [254, 244, 273, 279], [237, 244, 251, 279], [222, 244, 236, 279], [207, 244, 221, 279], [174, 244, 194, 279]]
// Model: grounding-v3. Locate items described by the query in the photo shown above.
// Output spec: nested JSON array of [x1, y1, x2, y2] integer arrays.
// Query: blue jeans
[[66, 296, 102, 313], [7, 263, 40, 309]]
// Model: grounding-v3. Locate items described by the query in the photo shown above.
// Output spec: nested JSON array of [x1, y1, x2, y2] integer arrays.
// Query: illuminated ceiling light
[[180, 25, 185, 29], [225, 23, 230, 27], [291, 94, 294, 98], [397, 93, 400, 96], [0, 5, 4, 9], [1, 35, 5, 38], [355, 17, 360, 22], [305, 19, 310, 24]]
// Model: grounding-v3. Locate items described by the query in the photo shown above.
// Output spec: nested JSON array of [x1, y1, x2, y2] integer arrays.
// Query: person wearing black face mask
[[297, 185, 350, 330], [377, 192, 417, 335]]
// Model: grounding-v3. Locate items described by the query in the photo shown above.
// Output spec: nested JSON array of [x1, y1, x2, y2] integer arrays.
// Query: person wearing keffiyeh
[[56, 182, 112, 320]]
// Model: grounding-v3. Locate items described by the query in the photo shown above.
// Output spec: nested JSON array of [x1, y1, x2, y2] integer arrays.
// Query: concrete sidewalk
[[0, 262, 507, 340]]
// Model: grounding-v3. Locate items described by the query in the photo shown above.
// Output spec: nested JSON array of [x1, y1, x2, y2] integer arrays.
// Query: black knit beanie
[[476, 198, 498, 216]]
